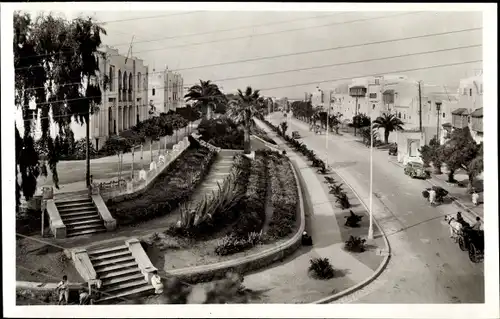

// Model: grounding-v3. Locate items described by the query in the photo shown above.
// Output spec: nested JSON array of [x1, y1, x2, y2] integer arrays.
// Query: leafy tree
[[372, 113, 404, 144], [14, 12, 107, 203], [184, 80, 226, 120], [351, 113, 371, 128], [226, 86, 264, 154], [466, 142, 483, 191], [438, 127, 479, 183], [328, 112, 343, 134], [360, 126, 379, 146]]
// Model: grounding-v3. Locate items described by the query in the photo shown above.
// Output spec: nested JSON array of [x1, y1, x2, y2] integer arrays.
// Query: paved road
[[270, 114, 484, 303]]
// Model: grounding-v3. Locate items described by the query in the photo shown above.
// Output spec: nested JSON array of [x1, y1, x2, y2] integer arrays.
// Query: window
[[443, 113, 445, 118], [369, 93, 377, 99], [463, 88, 467, 95], [109, 66, 114, 91], [470, 88, 472, 96], [375, 79, 380, 85], [152, 88, 155, 96], [480, 84, 483, 93], [372, 104, 376, 110], [403, 114, 406, 120]]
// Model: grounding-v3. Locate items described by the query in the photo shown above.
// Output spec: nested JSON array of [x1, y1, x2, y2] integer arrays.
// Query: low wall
[[167, 157, 305, 283], [126, 238, 157, 284], [91, 194, 117, 231], [71, 248, 97, 282], [45, 199, 66, 239], [97, 137, 191, 202]]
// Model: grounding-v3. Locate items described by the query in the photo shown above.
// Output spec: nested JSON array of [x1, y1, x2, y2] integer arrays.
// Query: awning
[[470, 107, 483, 117], [451, 108, 469, 115]]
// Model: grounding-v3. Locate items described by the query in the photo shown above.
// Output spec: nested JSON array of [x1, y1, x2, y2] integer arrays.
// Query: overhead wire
[[104, 12, 344, 47], [19, 44, 483, 93], [95, 11, 203, 25], [14, 59, 483, 110], [17, 11, 426, 61]]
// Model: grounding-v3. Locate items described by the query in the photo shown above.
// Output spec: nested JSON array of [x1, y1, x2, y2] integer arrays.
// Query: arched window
[[123, 71, 127, 91], [129, 73, 133, 92], [118, 70, 122, 90], [109, 66, 113, 91], [137, 72, 141, 91]]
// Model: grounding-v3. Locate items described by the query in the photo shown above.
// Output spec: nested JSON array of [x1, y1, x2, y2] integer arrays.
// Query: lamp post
[[325, 90, 332, 168], [436, 101, 442, 144]]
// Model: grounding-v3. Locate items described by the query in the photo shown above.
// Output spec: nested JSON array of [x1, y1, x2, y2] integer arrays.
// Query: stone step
[[101, 273, 145, 287], [57, 205, 96, 213], [66, 221, 104, 231], [62, 214, 102, 223], [94, 261, 138, 274], [67, 227, 107, 238], [98, 268, 142, 280], [59, 207, 97, 217], [64, 218, 102, 227], [56, 201, 94, 209], [92, 255, 136, 268], [89, 245, 129, 256], [96, 285, 154, 304], [102, 279, 150, 295], [55, 198, 92, 205], [90, 249, 130, 261]]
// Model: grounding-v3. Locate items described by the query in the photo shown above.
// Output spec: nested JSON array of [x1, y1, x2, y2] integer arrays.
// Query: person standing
[[472, 217, 482, 231], [428, 188, 437, 205], [472, 190, 480, 206], [56, 275, 69, 305], [151, 270, 164, 294]]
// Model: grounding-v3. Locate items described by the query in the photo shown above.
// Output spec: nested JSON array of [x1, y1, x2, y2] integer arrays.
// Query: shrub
[[197, 118, 244, 149], [266, 151, 298, 240], [422, 190, 429, 199], [107, 146, 217, 226], [324, 176, 336, 184], [329, 183, 344, 196], [335, 192, 351, 209], [234, 151, 268, 237], [344, 235, 366, 252], [308, 258, 335, 279], [214, 231, 263, 256]]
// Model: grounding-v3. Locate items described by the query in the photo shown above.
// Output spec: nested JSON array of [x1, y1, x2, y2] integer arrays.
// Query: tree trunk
[[85, 116, 91, 188], [433, 162, 442, 174], [447, 169, 456, 183], [206, 104, 212, 120], [243, 127, 251, 154], [384, 130, 390, 144]]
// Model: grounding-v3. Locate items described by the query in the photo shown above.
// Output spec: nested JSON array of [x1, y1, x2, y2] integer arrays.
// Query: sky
[[22, 9, 482, 100]]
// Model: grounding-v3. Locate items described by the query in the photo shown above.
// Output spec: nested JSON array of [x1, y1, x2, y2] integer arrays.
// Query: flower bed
[[168, 153, 251, 238], [233, 150, 269, 237], [265, 150, 298, 240], [107, 144, 218, 226]]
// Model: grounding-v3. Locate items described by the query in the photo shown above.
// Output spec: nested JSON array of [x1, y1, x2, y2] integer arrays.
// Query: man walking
[[56, 275, 69, 305], [428, 188, 437, 206]]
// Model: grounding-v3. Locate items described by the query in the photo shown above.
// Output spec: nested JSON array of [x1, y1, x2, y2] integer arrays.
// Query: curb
[[387, 158, 482, 220], [259, 118, 391, 304], [167, 154, 306, 283], [311, 168, 391, 304]]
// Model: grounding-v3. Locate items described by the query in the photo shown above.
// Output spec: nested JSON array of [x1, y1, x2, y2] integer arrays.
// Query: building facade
[[148, 67, 185, 114], [91, 45, 149, 150]]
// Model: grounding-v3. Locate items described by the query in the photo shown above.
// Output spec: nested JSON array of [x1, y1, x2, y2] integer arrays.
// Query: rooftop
[[451, 108, 469, 115], [470, 107, 483, 117]]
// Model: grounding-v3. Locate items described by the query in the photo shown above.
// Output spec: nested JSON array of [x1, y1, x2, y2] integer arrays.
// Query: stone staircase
[[88, 245, 154, 304], [55, 197, 107, 237], [193, 151, 235, 199]]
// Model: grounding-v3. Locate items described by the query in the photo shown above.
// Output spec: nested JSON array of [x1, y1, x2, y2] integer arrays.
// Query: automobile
[[404, 161, 428, 179], [292, 131, 301, 139], [388, 143, 398, 156]]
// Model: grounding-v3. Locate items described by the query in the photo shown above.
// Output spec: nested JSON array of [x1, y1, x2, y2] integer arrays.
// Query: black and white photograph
[[2, 2, 498, 318]]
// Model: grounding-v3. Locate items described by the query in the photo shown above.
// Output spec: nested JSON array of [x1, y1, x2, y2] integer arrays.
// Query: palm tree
[[372, 113, 404, 144], [184, 80, 226, 120], [227, 86, 264, 154]]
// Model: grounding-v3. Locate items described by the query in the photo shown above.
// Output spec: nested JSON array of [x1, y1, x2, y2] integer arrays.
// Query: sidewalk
[[241, 119, 386, 303]]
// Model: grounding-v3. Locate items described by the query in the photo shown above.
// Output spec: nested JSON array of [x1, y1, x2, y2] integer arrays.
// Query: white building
[[148, 67, 185, 114]]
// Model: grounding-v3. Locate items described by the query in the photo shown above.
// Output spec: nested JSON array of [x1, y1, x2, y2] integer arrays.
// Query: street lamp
[[367, 80, 381, 241], [436, 101, 442, 144], [325, 90, 332, 169]]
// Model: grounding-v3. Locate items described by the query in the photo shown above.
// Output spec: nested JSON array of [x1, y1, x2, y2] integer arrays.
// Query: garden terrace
[[106, 143, 218, 226]]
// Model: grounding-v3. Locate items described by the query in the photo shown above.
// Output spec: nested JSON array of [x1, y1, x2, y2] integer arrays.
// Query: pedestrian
[[428, 188, 436, 205], [151, 270, 164, 294], [301, 231, 313, 246], [56, 275, 69, 305], [472, 217, 482, 231], [472, 190, 480, 206], [79, 288, 90, 305]]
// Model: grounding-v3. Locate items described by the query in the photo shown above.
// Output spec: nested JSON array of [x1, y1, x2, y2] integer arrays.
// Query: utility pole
[[436, 101, 442, 145], [354, 96, 359, 136], [418, 80, 422, 132], [325, 90, 331, 169]]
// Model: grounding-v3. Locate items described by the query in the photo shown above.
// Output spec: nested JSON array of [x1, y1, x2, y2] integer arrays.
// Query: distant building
[[148, 66, 185, 114]]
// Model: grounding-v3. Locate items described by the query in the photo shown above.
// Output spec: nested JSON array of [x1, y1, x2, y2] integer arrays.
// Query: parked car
[[388, 143, 398, 156], [292, 131, 301, 139], [404, 161, 428, 179]]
